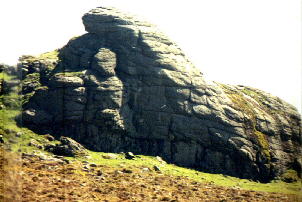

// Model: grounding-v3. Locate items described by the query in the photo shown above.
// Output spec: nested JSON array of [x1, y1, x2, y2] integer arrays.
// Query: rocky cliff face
[[20, 7, 301, 182]]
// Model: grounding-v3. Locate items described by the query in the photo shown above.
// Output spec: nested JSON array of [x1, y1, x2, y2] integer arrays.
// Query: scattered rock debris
[[0, 147, 300, 201], [125, 152, 135, 160], [44, 136, 88, 157]]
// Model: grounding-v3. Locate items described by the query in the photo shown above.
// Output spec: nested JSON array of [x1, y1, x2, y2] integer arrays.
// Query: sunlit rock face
[[21, 7, 301, 182]]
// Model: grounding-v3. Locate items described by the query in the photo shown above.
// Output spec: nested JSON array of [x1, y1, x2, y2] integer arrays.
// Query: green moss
[[280, 170, 300, 183], [18, 50, 59, 63], [23, 73, 40, 83], [229, 94, 255, 119], [0, 67, 21, 109], [219, 84, 271, 161], [35, 86, 49, 91], [36, 50, 59, 61], [24, 50, 59, 63], [241, 87, 259, 98], [219, 84, 256, 122], [0, 109, 21, 132], [21, 92, 35, 105], [241, 88, 267, 109], [241, 87, 269, 105], [0, 93, 21, 109], [0, 72, 14, 81], [240, 87, 287, 128], [21, 73, 42, 105], [0, 109, 59, 154], [241, 87, 283, 113], [254, 130, 271, 160], [54, 71, 84, 77], [18, 51, 58, 77]]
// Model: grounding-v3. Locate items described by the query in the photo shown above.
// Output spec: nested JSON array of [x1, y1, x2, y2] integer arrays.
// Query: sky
[[0, 0, 301, 113]]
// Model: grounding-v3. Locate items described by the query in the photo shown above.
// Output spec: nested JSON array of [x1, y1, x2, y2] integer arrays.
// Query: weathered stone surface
[[20, 7, 301, 182], [92, 48, 117, 76], [125, 152, 135, 160], [0, 135, 4, 143], [45, 136, 88, 157], [102, 153, 118, 159]]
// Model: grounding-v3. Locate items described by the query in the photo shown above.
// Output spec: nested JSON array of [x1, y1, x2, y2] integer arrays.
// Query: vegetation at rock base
[[0, 93, 21, 110], [1, 50, 301, 201], [0, 69, 21, 110], [0, 86, 301, 201], [0, 72, 13, 82], [2, 147, 300, 202], [0, 99, 301, 200], [280, 169, 300, 183]]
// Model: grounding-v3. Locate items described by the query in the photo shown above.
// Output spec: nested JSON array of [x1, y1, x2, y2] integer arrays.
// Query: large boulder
[[20, 7, 301, 182], [45, 136, 88, 157]]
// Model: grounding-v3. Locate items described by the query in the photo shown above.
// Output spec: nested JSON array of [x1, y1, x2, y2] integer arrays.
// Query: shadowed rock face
[[20, 7, 301, 182]]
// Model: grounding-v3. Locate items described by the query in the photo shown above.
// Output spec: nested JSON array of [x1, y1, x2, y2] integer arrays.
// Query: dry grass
[[0, 146, 22, 201], [0, 146, 300, 202]]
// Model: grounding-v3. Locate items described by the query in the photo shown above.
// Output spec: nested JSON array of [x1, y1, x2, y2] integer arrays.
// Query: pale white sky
[[0, 0, 301, 112]]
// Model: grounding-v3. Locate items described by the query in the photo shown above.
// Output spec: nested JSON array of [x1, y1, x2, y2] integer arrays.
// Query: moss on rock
[[254, 130, 271, 161], [54, 71, 84, 77], [36, 50, 59, 61], [219, 84, 272, 161], [280, 169, 300, 183], [22, 73, 41, 105]]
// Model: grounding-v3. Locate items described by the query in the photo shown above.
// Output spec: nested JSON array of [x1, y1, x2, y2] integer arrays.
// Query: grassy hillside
[[0, 61, 301, 201], [1, 106, 301, 196]]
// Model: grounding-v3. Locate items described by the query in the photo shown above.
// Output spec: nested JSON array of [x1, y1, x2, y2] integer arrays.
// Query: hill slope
[[17, 7, 302, 182]]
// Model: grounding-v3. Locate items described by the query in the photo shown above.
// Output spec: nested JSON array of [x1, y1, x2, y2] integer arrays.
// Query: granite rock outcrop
[[20, 7, 301, 182]]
